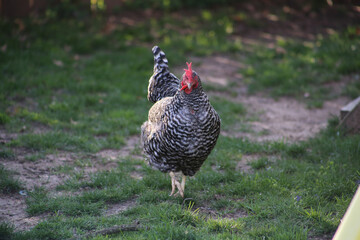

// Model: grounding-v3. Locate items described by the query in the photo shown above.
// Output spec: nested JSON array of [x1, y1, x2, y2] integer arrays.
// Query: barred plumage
[[141, 46, 221, 197], [147, 46, 180, 103]]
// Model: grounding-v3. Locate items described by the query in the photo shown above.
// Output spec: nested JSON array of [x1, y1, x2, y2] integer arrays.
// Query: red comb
[[184, 62, 193, 79]]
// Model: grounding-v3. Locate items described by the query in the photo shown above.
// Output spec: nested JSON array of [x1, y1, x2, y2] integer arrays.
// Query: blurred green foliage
[[119, 0, 238, 11], [18, 0, 342, 19]]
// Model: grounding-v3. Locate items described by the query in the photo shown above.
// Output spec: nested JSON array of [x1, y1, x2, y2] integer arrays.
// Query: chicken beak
[[187, 82, 192, 90], [180, 82, 193, 92]]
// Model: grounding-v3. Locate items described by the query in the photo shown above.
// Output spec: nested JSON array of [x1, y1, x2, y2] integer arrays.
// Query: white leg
[[181, 175, 186, 193], [169, 172, 176, 196], [174, 178, 184, 198], [173, 172, 185, 198], [169, 172, 185, 198]]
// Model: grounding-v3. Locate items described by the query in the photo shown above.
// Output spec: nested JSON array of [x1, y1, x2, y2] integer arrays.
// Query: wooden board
[[339, 97, 360, 134], [341, 96, 360, 120]]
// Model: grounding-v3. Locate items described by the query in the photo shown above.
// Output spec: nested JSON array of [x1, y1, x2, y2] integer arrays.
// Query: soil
[[0, 135, 141, 231], [235, 154, 279, 174], [104, 199, 137, 216], [0, 194, 49, 232]]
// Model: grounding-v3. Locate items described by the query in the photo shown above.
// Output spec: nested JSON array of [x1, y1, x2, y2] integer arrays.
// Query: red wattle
[[180, 85, 187, 91]]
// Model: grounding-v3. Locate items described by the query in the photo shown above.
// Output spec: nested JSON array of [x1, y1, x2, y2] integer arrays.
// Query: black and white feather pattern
[[141, 46, 221, 176], [147, 46, 180, 103]]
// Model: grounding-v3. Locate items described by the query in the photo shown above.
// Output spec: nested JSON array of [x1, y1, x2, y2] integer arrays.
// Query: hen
[[141, 46, 221, 197]]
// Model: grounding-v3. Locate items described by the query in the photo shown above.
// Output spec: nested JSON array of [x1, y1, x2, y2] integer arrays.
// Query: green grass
[[0, 146, 15, 160], [1, 7, 359, 240], [210, 96, 246, 131], [6, 123, 358, 239], [0, 164, 22, 194], [249, 157, 269, 170], [242, 27, 360, 107], [0, 222, 15, 240], [343, 78, 360, 99]]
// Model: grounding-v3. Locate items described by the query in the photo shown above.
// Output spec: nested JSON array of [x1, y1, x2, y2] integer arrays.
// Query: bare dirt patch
[[197, 206, 219, 219], [235, 155, 254, 174], [0, 133, 141, 231], [1, 134, 141, 191], [236, 154, 278, 173], [0, 149, 74, 231], [104, 199, 137, 216], [232, 95, 348, 142], [0, 194, 49, 231], [95, 135, 141, 161], [3, 149, 75, 190], [223, 209, 248, 220], [197, 203, 248, 220]]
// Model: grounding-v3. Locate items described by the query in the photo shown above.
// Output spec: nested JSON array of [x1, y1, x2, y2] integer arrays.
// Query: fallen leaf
[[19, 35, 27, 42], [20, 125, 27, 132], [53, 60, 64, 67], [70, 118, 78, 125], [102, 16, 118, 35], [64, 45, 72, 52], [14, 19, 25, 32], [276, 47, 286, 54], [1, 44, 7, 52]]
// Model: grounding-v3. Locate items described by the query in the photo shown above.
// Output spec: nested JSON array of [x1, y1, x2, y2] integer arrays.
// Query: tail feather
[[147, 46, 180, 103], [152, 46, 169, 72]]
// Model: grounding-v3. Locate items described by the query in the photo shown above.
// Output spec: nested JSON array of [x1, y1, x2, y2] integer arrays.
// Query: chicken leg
[[169, 172, 185, 197], [181, 175, 186, 193]]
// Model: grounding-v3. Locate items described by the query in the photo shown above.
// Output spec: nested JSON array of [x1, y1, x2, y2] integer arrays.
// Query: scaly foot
[[169, 172, 184, 197]]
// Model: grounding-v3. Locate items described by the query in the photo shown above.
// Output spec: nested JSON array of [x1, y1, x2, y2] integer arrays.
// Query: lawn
[[1, 2, 360, 239]]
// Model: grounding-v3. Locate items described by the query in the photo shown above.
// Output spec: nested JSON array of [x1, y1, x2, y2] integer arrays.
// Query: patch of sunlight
[[303, 41, 314, 48], [218, 17, 234, 35], [163, 0, 170, 9], [208, 31, 216, 38], [163, 36, 171, 45], [266, 14, 279, 22], [125, 34, 134, 41], [18, 109, 59, 125], [91, 0, 105, 11], [225, 23, 233, 34], [233, 37, 243, 50], [234, 12, 247, 21], [196, 33, 210, 46], [202, 10, 212, 21]]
